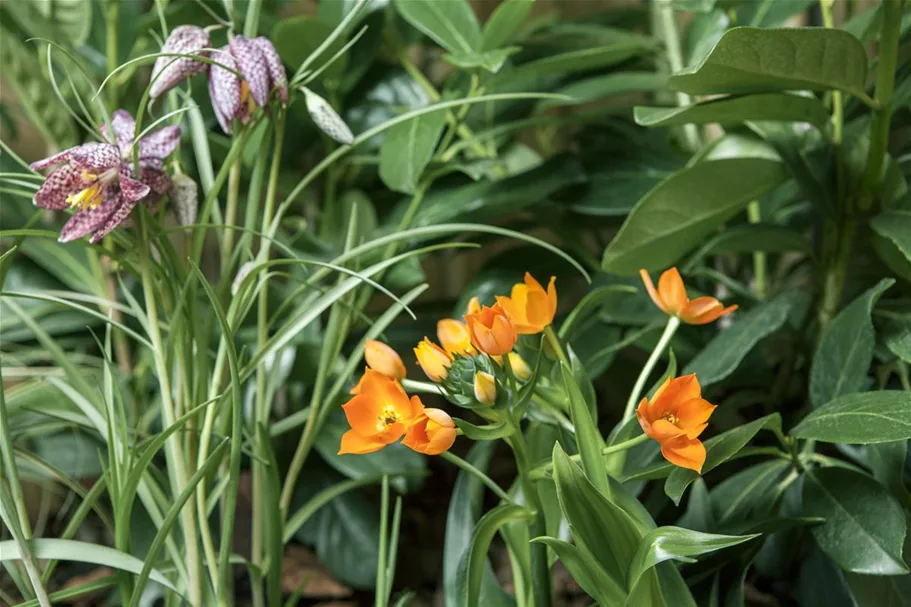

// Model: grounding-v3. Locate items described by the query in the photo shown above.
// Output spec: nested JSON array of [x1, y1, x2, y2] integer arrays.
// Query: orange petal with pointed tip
[[657, 268, 688, 315], [660, 436, 707, 473], [338, 429, 388, 455]]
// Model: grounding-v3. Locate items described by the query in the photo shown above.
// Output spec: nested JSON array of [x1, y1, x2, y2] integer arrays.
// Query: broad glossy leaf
[[458, 504, 533, 607], [272, 17, 349, 84], [532, 537, 626, 604], [444, 48, 519, 73], [810, 279, 894, 408], [480, 0, 533, 51], [670, 27, 869, 99], [379, 106, 448, 194], [541, 73, 668, 109], [845, 566, 911, 606], [495, 42, 655, 85], [710, 460, 792, 524], [867, 441, 911, 509], [602, 158, 787, 275], [736, 0, 817, 27], [552, 442, 642, 581], [443, 442, 511, 607], [636, 94, 830, 131], [883, 317, 911, 363], [394, 0, 481, 54], [684, 224, 812, 269], [871, 210, 911, 264], [685, 292, 793, 386], [803, 468, 909, 575], [665, 414, 782, 505], [791, 391, 911, 444], [628, 527, 759, 589]]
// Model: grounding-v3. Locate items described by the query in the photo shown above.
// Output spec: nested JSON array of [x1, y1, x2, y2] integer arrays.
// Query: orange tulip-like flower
[[437, 319, 476, 355], [403, 408, 457, 455], [636, 374, 717, 472], [640, 268, 737, 325], [496, 273, 557, 334], [339, 372, 425, 455], [364, 340, 406, 380], [464, 303, 517, 356], [414, 338, 453, 382]]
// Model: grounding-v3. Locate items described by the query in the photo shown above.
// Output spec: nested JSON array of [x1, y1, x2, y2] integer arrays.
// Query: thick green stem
[[530, 433, 650, 480], [622, 316, 680, 421], [817, 220, 856, 335], [139, 215, 204, 605], [746, 202, 766, 299], [104, 0, 120, 106], [220, 161, 242, 275], [543, 325, 571, 370], [656, 0, 700, 151]]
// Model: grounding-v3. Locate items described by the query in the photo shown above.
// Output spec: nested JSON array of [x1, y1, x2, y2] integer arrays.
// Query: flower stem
[[104, 0, 120, 107], [622, 316, 680, 421], [439, 451, 512, 503], [220, 160, 242, 276], [746, 202, 766, 300], [530, 433, 650, 480], [543, 325, 570, 369], [655, 0, 700, 151]]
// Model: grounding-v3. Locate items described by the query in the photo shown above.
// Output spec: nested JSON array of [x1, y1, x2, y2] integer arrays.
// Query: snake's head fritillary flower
[[473, 371, 497, 406], [464, 303, 517, 356], [437, 319, 476, 356], [30, 110, 178, 243], [303, 88, 355, 145], [338, 372, 425, 455], [636, 374, 716, 472], [640, 267, 737, 325], [403, 408, 457, 455], [364, 340, 406, 380], [414, 338, 453, 382], [209, 36, 288, 134], [496, 273, 557, 335], [149, 25, 210, 99]]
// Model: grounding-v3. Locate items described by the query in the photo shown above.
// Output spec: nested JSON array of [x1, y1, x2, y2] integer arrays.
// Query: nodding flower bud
[[170, 172, 198, 226], [150, 25, 210, 99], [364, 340, 406, 380], [414, 338, 452, 382], [473, 371, 497, 406], [507, 352, 532, 381], [303, 87, 355, 145]]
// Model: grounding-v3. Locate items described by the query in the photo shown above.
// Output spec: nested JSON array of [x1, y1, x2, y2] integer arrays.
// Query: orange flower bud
[[437, 319, 476, 355], [338, 373, 425, 455], [364, 340, 406, 380], [403, 408, 456, 455], [464, 303, 517, 356], [636, 374, 717, 473], [414, 338, 453, 382], [496, 273, 557, 334], [507, 352, 532, 381], [640, 268, 737, 325], [473, 371, 497, 405], [466, 296, 481, 315]]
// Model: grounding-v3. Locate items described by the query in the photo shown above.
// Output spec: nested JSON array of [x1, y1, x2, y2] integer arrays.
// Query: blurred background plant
[[1, 0, 910, 605]]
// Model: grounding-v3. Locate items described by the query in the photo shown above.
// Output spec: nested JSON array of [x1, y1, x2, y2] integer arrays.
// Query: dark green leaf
[[867, 441, 911, 509], [670, 27, 869, 99], [684, 224, 812, 270], [560, 363, 607, 496], [685, 292, 793, 386], [803, 468, 909, 575], [628, 527, 759, 589], [444, 48, 520, 73], [453, 418, 514, 440], [883, 317, 911, 363], [845, 567, 911, 606], [394, 0, 481, 54], [602, 158, 787, 275], [710, 460, 792, 524], [379, 106, 448, 194], [540, 73, 668, 109], [494, 42, 656, 85], [4, 0, 91, 46], [635, 94, 830, 131], [791, 391, 911, 444], [809, 279, 894, 408], [459, 504, 533, 607], [480, 0, 533, 51], [871, 211, 911, 264], [665, 414, 782, 505], [532, 537, 627, 605]]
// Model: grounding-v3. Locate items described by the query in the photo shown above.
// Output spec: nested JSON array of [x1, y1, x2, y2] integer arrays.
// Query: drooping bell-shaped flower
[[208, 36, 288, 134], [30, 110, 179, 243], [149, 25, 210, 99]]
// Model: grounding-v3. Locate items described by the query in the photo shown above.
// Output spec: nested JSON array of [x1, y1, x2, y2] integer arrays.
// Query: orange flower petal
[[674, 398, 717, 438], [651, 374, 701, 412], [639, 269, 667, 314], [660, 436, 707, 473], [364, 340, 406, 379], [658, 268, 688, 315], [650, 418, 687, 441], [338, 430, 388, 455], [437, 319, 475, 355], [342, 393, 385, 436], [684, 298, 738, 325]]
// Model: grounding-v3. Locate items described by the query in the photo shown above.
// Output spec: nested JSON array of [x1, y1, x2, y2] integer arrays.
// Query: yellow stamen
[[240, 80, 258, 112], [66, 182, 104, 211], [662, 413, 680, 425], [377, 406, 400, 431]]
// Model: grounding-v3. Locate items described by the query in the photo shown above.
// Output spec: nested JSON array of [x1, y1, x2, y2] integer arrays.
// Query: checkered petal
[[59, 193, 120, 243], [139, 125, 181, 160], [102, 110, 137, 155], [150, 25, 211, 99], [141, 166, 172, 195], [230, 36, 269, 107], [119, 169, 152, 203], [70, 143, 122, 171], [90, 195, 140, 243], [33, 164, 81, 210], [209, 48, 241, 134], [252, 37, 288, 103], [30, 147, 79, 172]]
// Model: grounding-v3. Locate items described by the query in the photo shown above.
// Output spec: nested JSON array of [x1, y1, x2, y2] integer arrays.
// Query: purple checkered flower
[[30, 110, 180, 243], [149, 25, 211, 99], [209, 36, 287, 134]]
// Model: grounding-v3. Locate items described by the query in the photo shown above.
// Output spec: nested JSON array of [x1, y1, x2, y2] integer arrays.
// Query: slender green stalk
[[655, 0, 699, 151], [440, 451, 512, 503], [821, 0, 845, 207], [220, 161, 243, 275], [0, 360, 31, 536], [138, 214, 204, 605], [104, 0, 120, 106], [746, 202, 766, 300], [530, 434, 650, 480], [242, 0, 262, 37], [375, 475, 390, 607], [622, 316, 680, 421], [543, 325, 570, 369]]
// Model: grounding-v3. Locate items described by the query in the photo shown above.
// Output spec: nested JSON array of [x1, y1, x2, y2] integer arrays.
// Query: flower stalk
[[623, 316, 680, 421]]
